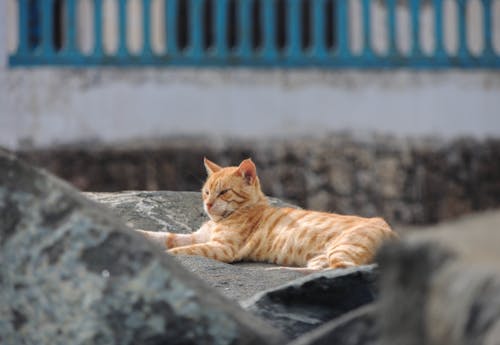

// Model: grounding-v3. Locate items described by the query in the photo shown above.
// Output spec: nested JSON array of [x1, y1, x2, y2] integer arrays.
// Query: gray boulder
[[0, 150, 285, 345], [85, 191, 209, 235], [86, 191, 383, 342], [376, 210, 500, 345], [241, 265, 378, 339], [86, 191, 382, 342]]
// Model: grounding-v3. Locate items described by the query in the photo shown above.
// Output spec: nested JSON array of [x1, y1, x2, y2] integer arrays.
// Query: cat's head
[[201, 158, 266, 222]]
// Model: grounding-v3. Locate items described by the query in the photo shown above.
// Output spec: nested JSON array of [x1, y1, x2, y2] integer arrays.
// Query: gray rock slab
[[241, 265, 378, 339], [86, 191, 208, 234], [0, 151, 285, 345], [173, 256, 305, 301], [288, 304, 377, 345], [86, 191, 305, 300], [376, 210, 500, 345]]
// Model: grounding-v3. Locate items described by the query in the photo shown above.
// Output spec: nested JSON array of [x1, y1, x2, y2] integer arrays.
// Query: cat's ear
[[204, 157, 222, 175], [236, 159, 257, 184]]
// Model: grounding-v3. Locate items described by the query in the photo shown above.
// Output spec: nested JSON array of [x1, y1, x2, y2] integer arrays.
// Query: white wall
[[1, 68, 500, 150], [0, 0, 7, 68]]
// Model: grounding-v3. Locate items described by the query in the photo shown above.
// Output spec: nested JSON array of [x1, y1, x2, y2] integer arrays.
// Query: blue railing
[[9, 0, 500, 68]]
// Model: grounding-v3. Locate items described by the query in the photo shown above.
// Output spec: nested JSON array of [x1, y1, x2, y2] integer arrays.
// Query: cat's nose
[[206, 202, 213, 210]]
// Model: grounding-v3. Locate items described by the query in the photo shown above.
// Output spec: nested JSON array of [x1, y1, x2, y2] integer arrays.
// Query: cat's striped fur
[[137, 158, 397, 271]]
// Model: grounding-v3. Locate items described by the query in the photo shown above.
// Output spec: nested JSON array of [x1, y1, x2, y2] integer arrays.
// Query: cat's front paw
[[135, 229, 169, 247], [167, 247, 188, 256]]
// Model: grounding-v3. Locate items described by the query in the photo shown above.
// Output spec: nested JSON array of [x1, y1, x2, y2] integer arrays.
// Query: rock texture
[[19, 134, 500, 225], [242, 266, 378, 339], [0, 150, 285, 345], [376, 210, 500, 345], [288, 305, 377, 345]]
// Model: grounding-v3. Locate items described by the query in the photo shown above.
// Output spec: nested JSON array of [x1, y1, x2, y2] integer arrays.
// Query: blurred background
[[1, 0, 499, 229]]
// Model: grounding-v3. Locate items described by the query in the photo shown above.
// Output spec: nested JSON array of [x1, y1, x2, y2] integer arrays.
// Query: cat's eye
[[203, 190, 209, 195], [218, 189, 230, 196]]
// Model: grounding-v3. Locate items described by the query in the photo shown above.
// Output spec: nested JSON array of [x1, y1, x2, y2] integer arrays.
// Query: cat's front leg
[[136, 230, 195, 249], [136, 221, 214, 249], [168, 242, 237, 263]]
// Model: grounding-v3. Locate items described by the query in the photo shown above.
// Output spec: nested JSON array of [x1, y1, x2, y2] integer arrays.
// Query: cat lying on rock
[[137, 158, 397, 273]]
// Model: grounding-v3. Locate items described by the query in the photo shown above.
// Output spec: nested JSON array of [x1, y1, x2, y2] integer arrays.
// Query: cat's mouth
[[221, 210, 233, 218], [208, 209, 233, 221]]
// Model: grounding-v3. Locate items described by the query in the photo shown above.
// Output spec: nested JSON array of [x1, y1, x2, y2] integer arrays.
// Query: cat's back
[[246, 206, 394, 266], [257, 206, 395, 246], [262, 206, 387, 229]]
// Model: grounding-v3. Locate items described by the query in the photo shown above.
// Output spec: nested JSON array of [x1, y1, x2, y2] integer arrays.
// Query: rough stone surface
[[376, 210, 500, 345], [0, 150, 285, 345], [18, 134, 500, 226], [288, 305, 377, 345], [173, 257, 306, 301], [86, 191, 305, 301], [241, 265, 378, 339]]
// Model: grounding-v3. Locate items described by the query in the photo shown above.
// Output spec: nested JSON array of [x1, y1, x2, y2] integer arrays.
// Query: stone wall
[[18, 133, 500, 226]]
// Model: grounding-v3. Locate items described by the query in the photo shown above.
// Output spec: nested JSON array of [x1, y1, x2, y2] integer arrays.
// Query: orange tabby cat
[[137, 158, 396, 272]]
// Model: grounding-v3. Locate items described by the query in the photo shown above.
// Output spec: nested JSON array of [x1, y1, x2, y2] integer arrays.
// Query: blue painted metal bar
[[410, 0, 421, 56], [261, 0, 277, 59], [93, 0, 104, 56], [143, 0, 153, 55], [17, 0, 29, 54], [481, 0, 494, 55], [166, 0, 179, 56], [457, 0, 468, 57], [361, 0, 372, 57], [188, 0, 204, 58], [41, 0, 55, 55], [64, 0, 77, 54], [386, 0, 397, 56], [311, 0, 327, 58], [335, 0, 349, 58], [8, 52, 500, 68], [215, 0, 229, 57], [434, 0, 446, 57], [29, 2, 42, 50], [117, 0, 128, 57], [286, 0, 301, 59], [236, 0, 252, 58]]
